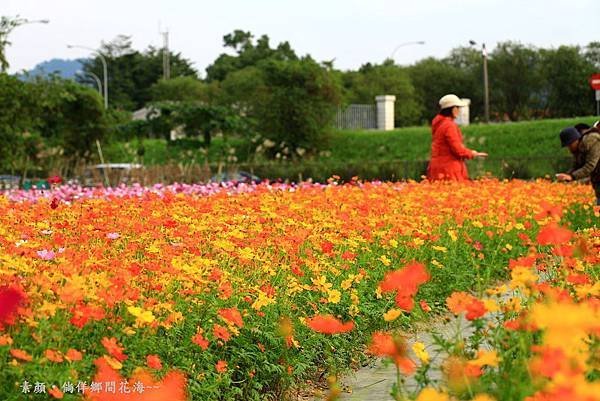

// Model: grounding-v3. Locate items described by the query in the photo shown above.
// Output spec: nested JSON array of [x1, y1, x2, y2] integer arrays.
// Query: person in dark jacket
[[426, 94, 488, 181], [556, 125, 600, 205]]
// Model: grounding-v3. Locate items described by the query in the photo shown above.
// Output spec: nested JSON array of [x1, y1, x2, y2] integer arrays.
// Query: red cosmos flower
[[0, 286, 26, 326], [306, 314, 354, 334], [50, 197, 60, 210], [100, 337, 128, 362], [536, 223, 573, 246], [341, 251, 357, 261], [218, 307, 244, 328], [147, 354, 162, 370], [368, 332, 415, 374], [47, 175, 63, 184], [465, 298, 487, 320], [213, 324, 231, 342], [321, 241, 334, 254]]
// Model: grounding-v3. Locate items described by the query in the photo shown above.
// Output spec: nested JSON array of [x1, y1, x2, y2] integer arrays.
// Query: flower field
[[0, 179, 599, 401]]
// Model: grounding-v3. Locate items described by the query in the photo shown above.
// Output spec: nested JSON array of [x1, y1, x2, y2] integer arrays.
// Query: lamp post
[[389, 41, 425, 61], [75, 70, 102, 97], [67, 45, 108, 109], [470, 40, 490, 123]]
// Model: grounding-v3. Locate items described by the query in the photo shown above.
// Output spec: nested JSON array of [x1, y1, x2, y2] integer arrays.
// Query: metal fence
[[335, 104, 377, 129]]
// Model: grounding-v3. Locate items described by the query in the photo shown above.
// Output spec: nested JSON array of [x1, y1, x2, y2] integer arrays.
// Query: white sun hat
[[439, 94, 467, 109]]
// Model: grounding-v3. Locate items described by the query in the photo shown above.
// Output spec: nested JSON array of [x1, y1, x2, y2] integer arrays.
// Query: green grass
[[102, 116, 598, 181]]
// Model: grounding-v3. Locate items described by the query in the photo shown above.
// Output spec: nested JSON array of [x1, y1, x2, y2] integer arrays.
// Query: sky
[[4, 0, 600, 76]]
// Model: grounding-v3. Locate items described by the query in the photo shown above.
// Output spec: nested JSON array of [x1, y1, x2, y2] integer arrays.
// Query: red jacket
[[427, 115, 474, 181]]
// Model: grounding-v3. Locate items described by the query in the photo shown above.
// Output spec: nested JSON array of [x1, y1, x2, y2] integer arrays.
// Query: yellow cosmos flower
[[389, 239, 398, 248], [341, 277, 353, 290], [127, 306, 155, 325], [383, 308, 402, 322], [431, 259, 444, 269], [252, 291, 276, 311], [447, 230, 458, 242], [510, 266, 538, 289], [469, 350, 499, 367], [379, 255, 391, 266], [412, 342, 430, 364], [482, 299, 500, 313], [432, 246, 447, 253], [415, 387, 449, 401], [327, 289, 341, 304]]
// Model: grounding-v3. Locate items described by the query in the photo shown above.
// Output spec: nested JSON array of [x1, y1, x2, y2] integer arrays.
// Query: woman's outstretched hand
[[472, 150, 488, 158]]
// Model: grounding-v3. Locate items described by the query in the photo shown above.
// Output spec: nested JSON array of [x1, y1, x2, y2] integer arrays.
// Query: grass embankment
[[103, 117, 598, 181]]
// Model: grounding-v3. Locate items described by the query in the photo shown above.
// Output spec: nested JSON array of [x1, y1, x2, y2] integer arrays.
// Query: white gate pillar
[[375, 95, 396, 131], [455, 98, 471, 126]]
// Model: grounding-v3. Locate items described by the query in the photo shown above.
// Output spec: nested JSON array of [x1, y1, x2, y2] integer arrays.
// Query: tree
[[147, 102, 247, 147], [0, 73, 109, 176], [149, 76, 212, 103], [408, 57, 481, 123], [540, 46, 595, 117], [254, 57, 341, 157], [80, 35, 198, 110], [205, 30, 297, 82], [342, 60, 422, 127], [488, 42, 544, 120], [584, 41, 600, 70], [0, 16, 38, 72]]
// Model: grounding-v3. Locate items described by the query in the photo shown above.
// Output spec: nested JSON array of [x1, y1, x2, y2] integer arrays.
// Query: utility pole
[[161, 29, 170, 80], [482, 43, 490, 123]]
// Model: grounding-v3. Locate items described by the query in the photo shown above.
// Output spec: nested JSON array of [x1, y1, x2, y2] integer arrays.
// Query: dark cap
[[559, 127, 581, 147]]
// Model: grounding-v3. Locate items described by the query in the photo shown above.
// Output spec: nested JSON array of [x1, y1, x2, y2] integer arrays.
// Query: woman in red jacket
[[427, 94, 488, 181]]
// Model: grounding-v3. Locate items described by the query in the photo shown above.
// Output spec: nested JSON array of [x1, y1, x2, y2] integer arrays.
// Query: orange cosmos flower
[[379, 261, 429, 293], [219, 307, 244, 328], [147, 354, 163, 370], [48, 385, 64, 399], [65, 348, 83, 362], [536, 223, 573, 246], [368, 331, 415, 374], [86, 356, 187, 401], [10, 348, 32, 362], [306, 314, 354, 334], [192, 329, 209, 350], [216, 360, 228, 373], [100, 337, 127, 362], [213, 324, 231, 342], [45, 349, 64, 363], [446, 291, 475, 315]]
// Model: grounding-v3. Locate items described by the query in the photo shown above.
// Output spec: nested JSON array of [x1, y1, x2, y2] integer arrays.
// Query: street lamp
[[389, 41, 425, 61], [21, 19, 50, 25], [470, 40, 490, 123], [67, 44, 108, 109], [75, 70, 102, 97]]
